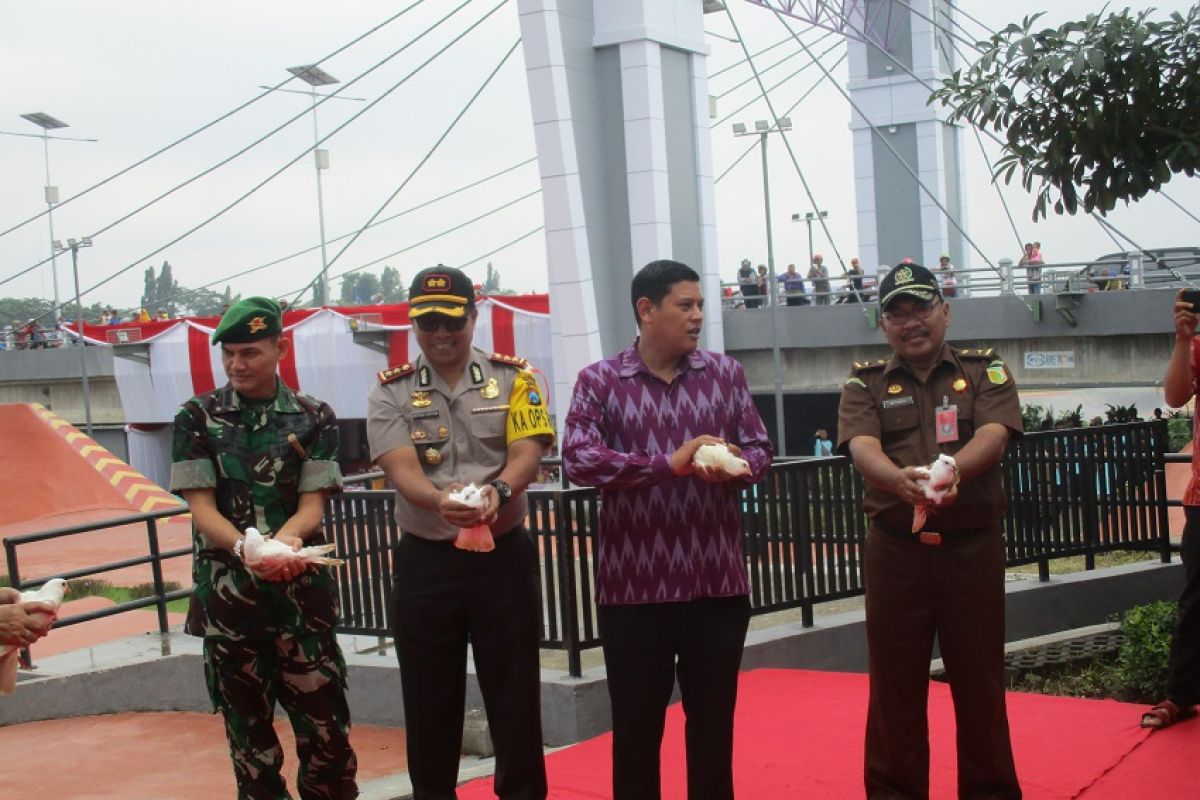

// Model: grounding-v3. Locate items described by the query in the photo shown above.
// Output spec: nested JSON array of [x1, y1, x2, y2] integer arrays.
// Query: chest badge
[[952, 378, 967, 393], [887, 384, 904, 395], [437, 425, 449, 439], [424, 446, 443, 466], [410, 391, 433, 408], [480, 378, 500, 399], [411, 430, 428, 441]]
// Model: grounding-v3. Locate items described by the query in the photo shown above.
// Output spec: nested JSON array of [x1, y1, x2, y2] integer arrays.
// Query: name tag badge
[[882, 396, 914, 409], [935, 404, 959, 443]]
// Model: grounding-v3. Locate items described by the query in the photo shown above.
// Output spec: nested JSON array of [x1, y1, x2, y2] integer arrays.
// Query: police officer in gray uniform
[[367, 266, 554, 800]]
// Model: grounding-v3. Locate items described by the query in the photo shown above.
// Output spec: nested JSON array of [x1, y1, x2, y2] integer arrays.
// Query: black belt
[[871, 521, 994, 546], [401, 524, 523, 547]]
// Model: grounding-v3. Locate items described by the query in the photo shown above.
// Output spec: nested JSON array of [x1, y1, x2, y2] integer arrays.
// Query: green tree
[[176, 286, 231, 316], [153, 261, 179, 316], [481, 262, 516, 295], [354, 273, 381, 304], [931, 6, 1200, 220], [380, 266, 406, 303], [141, 265, 158, 311], [339, 274, 360, 305]]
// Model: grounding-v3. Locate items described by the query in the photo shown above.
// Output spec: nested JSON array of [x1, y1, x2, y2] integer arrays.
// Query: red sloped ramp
[[0, 403, 183, 538]]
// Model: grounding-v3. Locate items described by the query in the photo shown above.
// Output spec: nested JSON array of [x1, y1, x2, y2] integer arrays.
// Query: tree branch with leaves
[[931, 6, 1200, 220]]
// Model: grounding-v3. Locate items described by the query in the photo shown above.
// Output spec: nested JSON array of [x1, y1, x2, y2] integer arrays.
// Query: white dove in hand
[[448, 484, 487, 509], [693, 444, 751, 478], [449, 484, 496, 552], [910, 454, 958, 532], [241, 528, 343, 571], [0, 578, 68, 695]]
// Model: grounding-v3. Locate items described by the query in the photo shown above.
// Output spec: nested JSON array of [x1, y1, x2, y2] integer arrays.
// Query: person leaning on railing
[[1140, 289, 1200, 731]]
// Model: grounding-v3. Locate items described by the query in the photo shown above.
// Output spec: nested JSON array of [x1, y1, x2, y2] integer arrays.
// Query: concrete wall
[[725, 288, 1177, 392]]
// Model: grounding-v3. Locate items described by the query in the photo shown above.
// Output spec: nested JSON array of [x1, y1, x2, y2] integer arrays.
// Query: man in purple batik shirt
[[563, 259, 774, 800]]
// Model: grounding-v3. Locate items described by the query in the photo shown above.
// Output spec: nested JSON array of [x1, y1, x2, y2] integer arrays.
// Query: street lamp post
[[53, 237, 94, 437], [260, 66, 365, 306], [1, 113, 97, 330], [734, 117, 792, 456]]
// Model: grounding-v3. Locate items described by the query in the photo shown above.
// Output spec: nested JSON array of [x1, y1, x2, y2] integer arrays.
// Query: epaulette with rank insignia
[[851, 359, 887, 373], [958, 347, 996, 360], [488, 352, 530, 370], [377, 363, 414, 384]]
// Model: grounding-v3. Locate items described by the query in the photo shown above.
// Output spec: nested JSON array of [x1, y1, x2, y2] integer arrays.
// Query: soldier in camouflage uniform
[[170, 297, 357, 800]]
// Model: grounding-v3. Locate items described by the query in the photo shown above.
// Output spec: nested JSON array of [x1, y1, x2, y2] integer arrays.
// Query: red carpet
[[460, 669, 1200, 799]]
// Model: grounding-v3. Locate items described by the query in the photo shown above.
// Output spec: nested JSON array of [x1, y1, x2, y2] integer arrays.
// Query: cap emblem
[[894, 266, 914, 285], [247, 316, 267, 334], [422, 274, 450, 293]]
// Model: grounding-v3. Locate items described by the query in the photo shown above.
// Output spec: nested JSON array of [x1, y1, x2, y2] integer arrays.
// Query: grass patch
[[21, 577, 190, 614], [1006, 549, 1158, 577]]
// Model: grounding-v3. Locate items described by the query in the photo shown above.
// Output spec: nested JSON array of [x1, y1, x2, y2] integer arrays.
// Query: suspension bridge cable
[[763, 5, 1033, 312], [721, 4, 869, 309], [714, 51, 847, 184], [275, 221, 545, 302], [1161, 191, 1200, 227], [0, 0, 428, 243], [29, 0, 511, 326], [711, 34, 845, 129], [326, 190, 541, 281], [710, 34, 798, 79], [942, 0, 1000, 39], [146, 163, 540, 311], [714, 29, 836, 99], [0, 0, 483, 292], [285, 35, 522, 307]]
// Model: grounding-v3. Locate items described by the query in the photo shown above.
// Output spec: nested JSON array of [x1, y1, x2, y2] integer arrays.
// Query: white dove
[[449, 484, 496, 552], [910, 454, 959, 532], [693, 443, 751, 477], [0, 578, 68, 695], [448, 483, 487, 509], [241, 528, 343, 570]]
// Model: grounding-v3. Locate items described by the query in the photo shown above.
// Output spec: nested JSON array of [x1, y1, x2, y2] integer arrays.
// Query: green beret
[[211, 297, 283, 344]]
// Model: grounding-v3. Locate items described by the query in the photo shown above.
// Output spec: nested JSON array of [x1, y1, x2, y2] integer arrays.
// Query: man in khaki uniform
[[837, 263, 1023, 799], [367, 266, 554, 800]]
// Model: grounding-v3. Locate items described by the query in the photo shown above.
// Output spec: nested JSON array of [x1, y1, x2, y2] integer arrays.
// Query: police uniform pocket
[[881, 404, 919, 434], [469, 411, 507, 444]]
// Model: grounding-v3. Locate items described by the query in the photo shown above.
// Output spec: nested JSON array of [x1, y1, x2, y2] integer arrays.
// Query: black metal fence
[[326, 420, 1174, 676], [2, 421, 1174, 677]]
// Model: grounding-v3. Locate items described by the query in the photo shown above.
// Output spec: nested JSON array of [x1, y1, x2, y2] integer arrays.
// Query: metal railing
[[4, 421, 1176, 678], [3, 506, 192, 666], [324, 420, 1173, 676]]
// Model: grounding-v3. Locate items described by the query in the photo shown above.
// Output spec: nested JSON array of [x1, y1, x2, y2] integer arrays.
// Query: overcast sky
[[1, 1, 1197, 312]]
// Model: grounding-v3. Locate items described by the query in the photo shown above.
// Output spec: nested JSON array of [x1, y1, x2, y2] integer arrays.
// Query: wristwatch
[[489, 479, 513, 506]]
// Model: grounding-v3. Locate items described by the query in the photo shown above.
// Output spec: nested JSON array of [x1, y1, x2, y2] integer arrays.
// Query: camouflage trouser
[[204, 633, 358, 800]]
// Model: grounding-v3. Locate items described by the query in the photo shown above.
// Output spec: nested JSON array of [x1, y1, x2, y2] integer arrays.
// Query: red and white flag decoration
[[74, 296, 551, 423]]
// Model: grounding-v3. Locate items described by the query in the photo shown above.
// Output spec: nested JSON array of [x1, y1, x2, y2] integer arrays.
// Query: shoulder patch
[[488, 352, 530, 369], [377, 362, 414, 385], [851, 359, 887, 373], [845, 376, 867, 389]]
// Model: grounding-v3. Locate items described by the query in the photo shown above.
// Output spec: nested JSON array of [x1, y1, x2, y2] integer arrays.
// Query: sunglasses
[[414, 314, 468, 333], [881, 298, 943, 325]]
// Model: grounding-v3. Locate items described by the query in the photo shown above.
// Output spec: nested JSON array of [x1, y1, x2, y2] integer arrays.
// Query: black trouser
[[1168, 507, 1200, 707], [391, 528, 547, 800], [864, 526, 1020, 800], [598, 595, 751, 800]]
